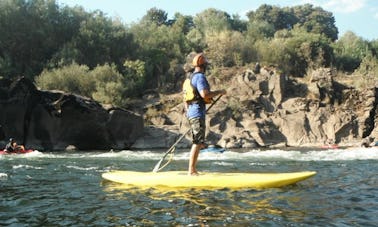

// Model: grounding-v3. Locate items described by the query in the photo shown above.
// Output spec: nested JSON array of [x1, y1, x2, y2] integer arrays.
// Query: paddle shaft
[[152, 95, 222, 172]]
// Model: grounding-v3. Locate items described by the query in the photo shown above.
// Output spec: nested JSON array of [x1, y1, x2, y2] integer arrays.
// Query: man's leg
[[188, 117, 205, 175], [188, 143, 206, 175], [188, 143, 201, 175]]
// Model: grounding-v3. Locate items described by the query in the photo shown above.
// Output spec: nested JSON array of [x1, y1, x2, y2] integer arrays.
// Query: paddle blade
[[152, 147, 176, 172], [152, 159, 163, 172]]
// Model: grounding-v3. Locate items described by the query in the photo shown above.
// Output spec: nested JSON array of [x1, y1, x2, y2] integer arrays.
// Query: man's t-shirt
[[187, 72, 210, 119]]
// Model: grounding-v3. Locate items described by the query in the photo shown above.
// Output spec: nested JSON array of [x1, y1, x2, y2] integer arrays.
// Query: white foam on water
[[23, 150, 42, 157], [90, 150, 160, 160], [304, 147, 378, 161], [0, 150, 43, 158], [65, 165, 99, 171], [36, 150, 165, 160], [212, 161, 235, 166], [225, 148, 378, 161], [161, 147, 378, 162], [0, 173, 8, 179], [12, 164, 44, 170], [3, 147, 376, 162]]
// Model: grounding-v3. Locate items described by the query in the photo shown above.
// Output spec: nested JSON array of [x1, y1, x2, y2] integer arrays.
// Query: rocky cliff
[[2, 67, 376, 151], [133, 67, 378, 149], [0, 78, 143, 150]]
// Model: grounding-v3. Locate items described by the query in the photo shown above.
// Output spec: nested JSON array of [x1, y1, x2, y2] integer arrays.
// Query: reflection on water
[[101, 180, 319, 226]]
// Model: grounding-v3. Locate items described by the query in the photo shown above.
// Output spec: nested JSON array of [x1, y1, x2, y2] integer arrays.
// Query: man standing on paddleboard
[[184, 53, 226, 175]]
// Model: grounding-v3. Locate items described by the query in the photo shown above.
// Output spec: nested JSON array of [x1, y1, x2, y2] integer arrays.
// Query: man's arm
[[199, 89, 226, 100]]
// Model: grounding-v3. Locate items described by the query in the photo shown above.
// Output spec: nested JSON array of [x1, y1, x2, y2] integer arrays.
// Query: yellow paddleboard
[[102, 171, 316, 189]]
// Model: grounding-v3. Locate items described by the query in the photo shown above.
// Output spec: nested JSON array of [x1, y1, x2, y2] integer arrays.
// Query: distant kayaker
[[184, 53, 226, 176], [4, 138, 25, 153]]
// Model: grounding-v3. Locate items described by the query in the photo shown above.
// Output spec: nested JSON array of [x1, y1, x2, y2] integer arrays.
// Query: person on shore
[[253, 62, 261, 74], [360, 136, 375, 148], [184, 53, 226, 175], [4, 138, 25, 153]]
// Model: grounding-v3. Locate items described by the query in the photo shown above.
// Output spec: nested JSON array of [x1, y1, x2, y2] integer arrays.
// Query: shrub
[[352, 54, 378, 90], [35, 63, 94, 97], [333, 31, 370, 72], [255, 27, 333, 76], [91, 64, 127, 106], [205, 30, 245, 67], [36, 63, 134, 107]]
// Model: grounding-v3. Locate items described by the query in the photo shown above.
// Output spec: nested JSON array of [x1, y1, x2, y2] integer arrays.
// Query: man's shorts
[[189, 117, 205, 145]]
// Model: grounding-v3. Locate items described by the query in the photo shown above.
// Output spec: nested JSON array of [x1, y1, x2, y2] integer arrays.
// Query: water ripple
[[0, 149, 377, 226]]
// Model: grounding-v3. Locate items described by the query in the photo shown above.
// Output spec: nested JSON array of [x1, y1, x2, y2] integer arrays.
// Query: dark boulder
[[0, 77, 143, 150]]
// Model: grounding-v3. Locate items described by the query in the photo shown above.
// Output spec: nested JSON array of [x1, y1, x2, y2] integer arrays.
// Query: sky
[[57, 0, 378, 40]]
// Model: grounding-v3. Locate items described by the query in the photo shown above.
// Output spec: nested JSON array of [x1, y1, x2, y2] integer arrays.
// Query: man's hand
[[218, 89, 227, 96]]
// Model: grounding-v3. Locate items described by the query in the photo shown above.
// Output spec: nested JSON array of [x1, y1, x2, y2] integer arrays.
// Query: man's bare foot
[[188, 171, 199, 176]]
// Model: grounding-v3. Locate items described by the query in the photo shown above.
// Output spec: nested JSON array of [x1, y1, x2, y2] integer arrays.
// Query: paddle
[[152, 95, 223, 172]]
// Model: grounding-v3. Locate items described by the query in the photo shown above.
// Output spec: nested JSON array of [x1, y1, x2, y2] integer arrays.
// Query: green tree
[[68, 10, 136, 69], [130, 14, 190, 90], [370, 39, 378, 57], [246, 20, 275, 41], [171, 13, 194, 34], [141, 7, 168, 26], [189, 8, 236, 55], [0, 0, 137, 79], [123, 59, 146, 96], [193, 8, 232, 36], [186, 28, 207, 52], [0, 0, 68, 78], [246, 4, 338, 41], [333, 31, 370, 71], [247, 4, 297, 31], [230, 14, 247, 32], [206, 30, 245, 67], [130, 22, 168, 89], [292, 4, 338, 41], [256, 27, 333, 76]]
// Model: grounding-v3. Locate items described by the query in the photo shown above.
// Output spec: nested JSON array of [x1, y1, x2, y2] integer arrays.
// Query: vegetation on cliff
[[0, 0, 377, 109]]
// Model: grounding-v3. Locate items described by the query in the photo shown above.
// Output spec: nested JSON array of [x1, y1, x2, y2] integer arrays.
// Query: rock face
[[136, 67, 378, 148], [0, 78, 143, 150], [2, 67, 376, 151]]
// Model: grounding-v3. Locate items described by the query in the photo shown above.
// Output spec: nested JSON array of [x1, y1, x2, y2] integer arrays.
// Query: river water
[[1, 147, 377, 226]]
